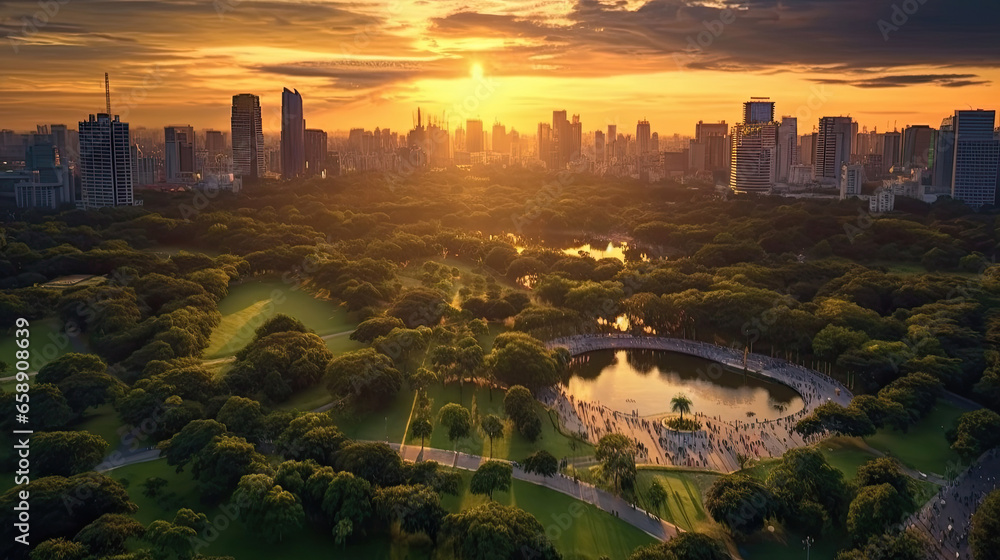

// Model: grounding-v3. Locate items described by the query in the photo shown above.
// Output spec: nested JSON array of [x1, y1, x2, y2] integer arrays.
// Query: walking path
[[543, 334, 853, 474], [391, 442, 681, 541], [904, 449, 1000, 560]]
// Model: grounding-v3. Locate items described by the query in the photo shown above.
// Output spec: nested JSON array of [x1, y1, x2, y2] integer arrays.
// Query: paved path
[[904, 449, 1000, 559], [390, 442, 681, 541], [544, 334, 853, 474]]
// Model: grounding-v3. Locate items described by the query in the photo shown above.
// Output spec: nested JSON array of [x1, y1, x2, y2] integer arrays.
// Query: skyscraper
[[164, 125, 195, 183], [492, 122, 509, 153], [951, 109, 999, 207], [814, 116, 854, 181], [231, 93, 264, 179], [730, 100, 777, 193], [304, 128, 327, 176], [743, 98, 775, 124], [204, 130, 227, 158], [281, 88, 305, 179], [776, 116, 798, 182], [730, 122, 778, 193], [933, 117, 955, 188], [78, 113, 133, 208], [569, 114, 582, 163], [694, 121, 729, 172], [595, 130, 606, 162], [466, 119, 484, 152], [901, 125, 936, 169], [537, 123, 551, 165], [882, 131, 902, 174], [636, 120, 651, 155]]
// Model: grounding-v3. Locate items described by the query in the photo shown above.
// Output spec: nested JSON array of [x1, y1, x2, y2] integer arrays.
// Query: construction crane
[[104, 73, 111, 115]]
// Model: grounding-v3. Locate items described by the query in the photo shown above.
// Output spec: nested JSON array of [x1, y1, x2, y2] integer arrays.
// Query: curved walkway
[[390, 442, 681, 541], [543, 334, 853, 473]]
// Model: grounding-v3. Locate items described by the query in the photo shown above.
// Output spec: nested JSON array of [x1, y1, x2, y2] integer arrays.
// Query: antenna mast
[[105, 73, 111, 114]]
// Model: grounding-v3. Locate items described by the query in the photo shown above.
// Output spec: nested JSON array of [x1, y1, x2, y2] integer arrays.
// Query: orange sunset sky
[[1, 0, 997, 136]]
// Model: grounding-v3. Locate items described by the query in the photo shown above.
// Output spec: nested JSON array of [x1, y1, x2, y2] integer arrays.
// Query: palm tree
[[670, 393, 693, 421]]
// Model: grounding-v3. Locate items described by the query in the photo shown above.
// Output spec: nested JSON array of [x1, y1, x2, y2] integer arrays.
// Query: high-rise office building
[[492, 122, 509, 153], [231, 93, 265, 179], [901, 125, 936, 169], [537, 123, 551, 166], [693, 121, 729, 172], [281, 88, 305, 179], [454, 127, 465, 153], [15, 135, 74, 209], [933, 117, 955, 188], [882, 131, 902, 174], [651, 132, 659, 153], [730, 122, 778, 193], [776, 116, 798, 182], [595, 130, 606, 162], [78, 113, 133, 208], [304, 128, 327, 176], [743, 98, 775, 124], [569, 115, 582, 163], [131, 144, 159, 186], [951, 109, 999, 207], [636, 120, 651, 155], [814, 116, 854, 181], [164, 125, 195, 183], [204, 130, 227, 158], [466, 119, 484, 152], [840, 164, 865, 199]]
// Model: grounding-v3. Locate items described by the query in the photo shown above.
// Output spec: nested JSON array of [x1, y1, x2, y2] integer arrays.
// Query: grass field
[[818, 437, 882, 480], [441, 469, 655, 560], [110, 457, 651, 560], [634, 468, 719, 532], [203, 278, 355, 359], [863, 400, 967, 477], [0, 317, 90, 374]]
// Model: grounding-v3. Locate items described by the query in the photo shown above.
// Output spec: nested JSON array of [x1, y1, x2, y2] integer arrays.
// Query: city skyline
[[2, 0, 999, 133]]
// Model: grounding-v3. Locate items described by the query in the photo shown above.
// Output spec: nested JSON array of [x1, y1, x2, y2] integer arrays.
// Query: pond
[[563, 349, 804, 422]]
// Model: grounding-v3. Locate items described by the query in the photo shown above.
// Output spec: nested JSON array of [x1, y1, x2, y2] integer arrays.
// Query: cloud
[[812, 74, 990, 89]]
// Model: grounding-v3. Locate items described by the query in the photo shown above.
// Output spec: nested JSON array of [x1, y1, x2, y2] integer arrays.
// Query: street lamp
[[803, 536, 814, 560]]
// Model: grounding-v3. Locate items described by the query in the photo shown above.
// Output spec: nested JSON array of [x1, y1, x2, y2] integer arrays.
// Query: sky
[[1, 0, 998, 137]]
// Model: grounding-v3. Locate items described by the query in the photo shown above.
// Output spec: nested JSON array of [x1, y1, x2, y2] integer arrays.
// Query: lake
[[563, 349, 804, 422]]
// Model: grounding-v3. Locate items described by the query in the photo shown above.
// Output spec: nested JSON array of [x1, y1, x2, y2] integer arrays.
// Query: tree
[[794, 401, 876, 438], [847, 483, 908, 544], [766, 448, 851, 536], [812, 325, 870, 361], [215, 396, 265, 442], [439, 403, 472, 445], [0, 473, 137, 559], [387, 288, 448, 328], [145, 519, 198, 558], [504, 385, 542, 442], [670, 393, 693, 421], [372, 484, 447, 538], [160, 419, 228, 472], [1, 383, 73, 430], [948, 408, 1000, 461], [855, 458, 915, 508], [488, 332, 560, 390], [36, 353, 107, 385], [705, 474, 775, 535], [628, 532, 729, 560], [29, 538, 88, 560], [260, 486, 305, 543], [440, 501, 560, 560], [971, 489, 1000, 560], [480, 414, 504, 458], [351, 316, 406, 344], [325, 348, 403, 411], [648, 481, 668, 511], [191, 435, 270, 501], [73, 513, 145, 556], [470, 460, 513, 500], [321, 471, 373, 530], [596, 433, 636, 493], [336, 442, 406, 487], [58, 371, 125, 414], [522, 450, 559, 478], [409, 413, 433, 450], [142, 477, 168, 499], [253, 313, 308, 339], [835, 528, 932, 560], [33, 431, 108, 476]]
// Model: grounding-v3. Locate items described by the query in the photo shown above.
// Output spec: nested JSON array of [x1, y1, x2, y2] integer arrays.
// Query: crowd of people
[[904, 449, 1000, 559], [541, 334, 853, 472]]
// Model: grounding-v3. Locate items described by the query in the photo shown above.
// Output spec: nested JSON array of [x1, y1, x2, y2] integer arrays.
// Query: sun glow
[[471, 63, 484, 80]]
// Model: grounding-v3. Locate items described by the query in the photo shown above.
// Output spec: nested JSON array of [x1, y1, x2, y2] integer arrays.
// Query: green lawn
[[203, 278, 355, 359], [818, 437, 882, 480], [863, 400, 967, 478], [74, 404, 126, 450], [634, 468, 719, 532], [441, 469, 655, 560], [415, 383, 594, 462], [738, 527, 849, 560], [0, 317, 90, 373]]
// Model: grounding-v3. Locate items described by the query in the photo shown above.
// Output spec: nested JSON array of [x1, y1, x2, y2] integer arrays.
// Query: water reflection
[[563, 349, 804, 422]]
